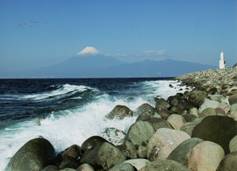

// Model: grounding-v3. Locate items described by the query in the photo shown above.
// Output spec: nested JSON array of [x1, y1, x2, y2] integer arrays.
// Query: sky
[[0, 0, 237, 71]]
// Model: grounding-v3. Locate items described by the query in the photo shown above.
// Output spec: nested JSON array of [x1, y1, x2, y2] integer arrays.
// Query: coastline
[[5, 67, 237, 171]]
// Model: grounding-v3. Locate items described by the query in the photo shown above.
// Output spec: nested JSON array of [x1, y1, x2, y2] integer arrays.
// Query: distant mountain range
[[0, 55, 215, 78]]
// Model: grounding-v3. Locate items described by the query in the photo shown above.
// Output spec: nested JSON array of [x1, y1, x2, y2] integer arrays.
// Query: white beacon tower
[[219, 50, 225, 69]]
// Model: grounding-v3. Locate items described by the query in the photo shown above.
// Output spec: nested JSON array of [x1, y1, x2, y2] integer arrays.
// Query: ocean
[[0, 78, 185, 170]]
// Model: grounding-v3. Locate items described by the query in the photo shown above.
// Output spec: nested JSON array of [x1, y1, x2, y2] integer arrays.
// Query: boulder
[[189, 107, 199, 117], [187, 90, 207, 108], [81, 136, 107, 154], [42, 165, 58, 171], [109, 163, 135, 171], [118, 140, 137, 159], [199, 107, 216, 117], [199, 98, 220, 113], [77, 163, 94, 171], [167, 114, 185, 129], [124, 159, 150, 170], [147, 128, 190, 160], [229, 94, 237, 105], [180, 118, 203, 136], [192, 115, 237, 153], [6, 138, 55, 171], [168, 138, 203, 166], [80, 142, 126, 170], [102, 128, 126, 146], [126, 121, 154, 146], [59, 157, 78, 169], [182, 114, 197, 122], [106, 105, 133, 119], [229, 135, 237, 152], [60, 169, 76, 171], [187, 141, 225, 171], [217, 152, 237, 171], [135, 103, 160, 120], [62, 145, 80, 160], [140, 118, 172, 131], [139, 159, 190, 171], [155, 98, 170, 119]]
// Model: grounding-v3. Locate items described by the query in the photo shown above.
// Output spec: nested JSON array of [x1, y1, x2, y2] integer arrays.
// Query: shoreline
[[5, 68, 237, 171]]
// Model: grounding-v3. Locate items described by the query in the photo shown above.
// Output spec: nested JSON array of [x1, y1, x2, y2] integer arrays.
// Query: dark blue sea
[[0, 78, 184, 169]]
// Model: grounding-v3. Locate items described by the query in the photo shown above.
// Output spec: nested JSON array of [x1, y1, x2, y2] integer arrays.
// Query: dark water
[[0, 78, 173, 124]]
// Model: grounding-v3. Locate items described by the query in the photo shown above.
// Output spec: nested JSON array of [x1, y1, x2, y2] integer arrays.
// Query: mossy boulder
[[139, 159, 190, 171], [192, 115, 237, 153], [135, 103, 160, 121], [168, 138, 203, 166], [106, 105, 133, 119], [217, 152, 237, 171], [187, 90, 207, 108], [6, 138, 55, 171]]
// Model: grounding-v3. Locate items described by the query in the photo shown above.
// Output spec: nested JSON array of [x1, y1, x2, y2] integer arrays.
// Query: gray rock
[[147, 128, 190, 160], [217, 152, 237, 171], [187, 90, 207, 108], [199, 98, 220, 113], [229, 135, 237, 152], [126, 121, 154, 146], [77, 163, 94, 171], [42, 165, 58, 171], [109, 163, 135, 171], [139, 159, 190, 171], [62, 145, 80, 160], [106, 105, 133, 119], [140, 118, 172, 131], [60, 169, 76, 171], [229, 94, 237, 105], [167, 114, 186, 129], [6, 138, 55, 171], [80, 142, 126, 170], [188, 141, 225, 171], [168, 138, 203, 166], [135, 103, 160, 120], [180, 118, 203, 136], [199, 107, 217, 117], [81, 136, 107, 154], [124, 159, 150, 170], [102, 128, 126, 146], [192, 115, 237, 153], [118, 140, 137, 159]]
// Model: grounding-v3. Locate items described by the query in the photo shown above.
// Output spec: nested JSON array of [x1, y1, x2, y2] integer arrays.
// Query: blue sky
[[0, 0, 237, 70]]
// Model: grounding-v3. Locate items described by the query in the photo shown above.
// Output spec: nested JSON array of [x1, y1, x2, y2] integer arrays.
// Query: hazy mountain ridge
[[0, 55, 215, 78]]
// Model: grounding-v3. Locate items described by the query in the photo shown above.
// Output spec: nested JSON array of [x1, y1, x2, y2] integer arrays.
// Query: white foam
[[0, 80, 184, 170], [22, 84, 94, 101]]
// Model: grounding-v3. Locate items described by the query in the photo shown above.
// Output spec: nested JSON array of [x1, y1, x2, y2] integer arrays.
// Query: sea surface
[[0, 78, 185, 170]]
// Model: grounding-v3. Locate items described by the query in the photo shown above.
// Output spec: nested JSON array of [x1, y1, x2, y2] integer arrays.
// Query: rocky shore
[[5, 67, 237, 171]]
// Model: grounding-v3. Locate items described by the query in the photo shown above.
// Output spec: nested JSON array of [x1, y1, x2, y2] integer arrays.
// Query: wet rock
[[124, 159, 150, 170], [155, 98, 170, 119], [168, 138, 203, 166], [192, 115, 237, 153], [188, 141, 225, 171], [187, 90, 207, 108], [126, 121, 154, 146], [80, 142, 126, 170], [182, 114, 197, 122], [102, 128, 126, 146], [6, 137, 55, 171], [147, 128, 190, 160], [189, 107, 199, 117], [229, 135, 237, 152], [229, 94, 237, 105], [81, 136, 107, 154], [62, 145, 80, 160], [167, 114, 185, 129], [217, 152, 237, 171], [135, 103, 160, 121], [106, 105, 133, 119], [109, 162, 135, 171], [139, 159, 190, 171], [60, 168, 76, 171], [77, 163, 94, 171], [59, 156, 78, 169], [118, 140, 137, 159]]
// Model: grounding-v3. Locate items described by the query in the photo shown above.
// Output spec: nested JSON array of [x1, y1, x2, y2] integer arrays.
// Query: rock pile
[[6, 68, 237, 171]]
